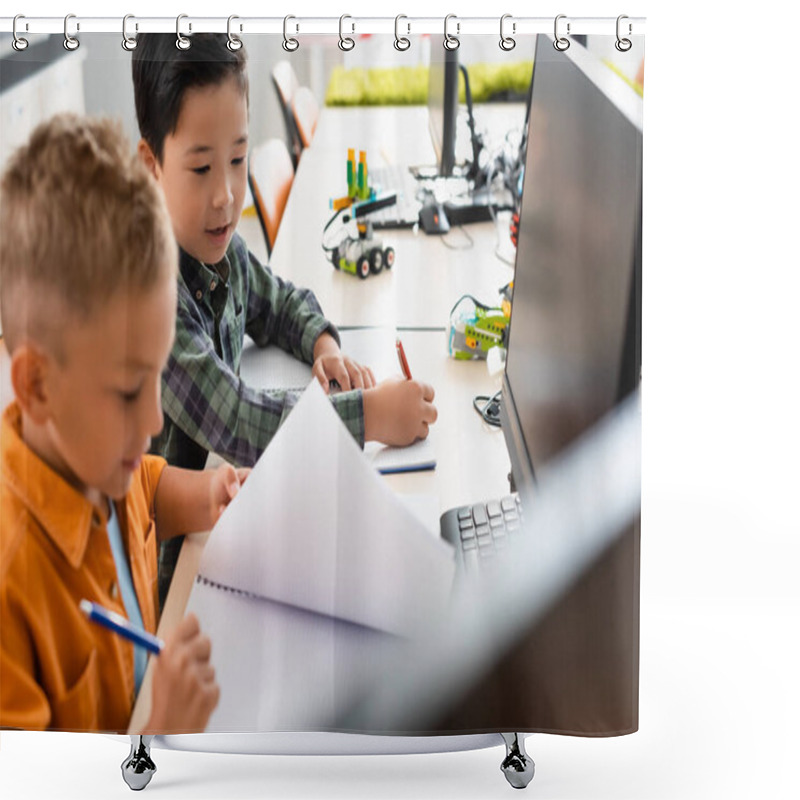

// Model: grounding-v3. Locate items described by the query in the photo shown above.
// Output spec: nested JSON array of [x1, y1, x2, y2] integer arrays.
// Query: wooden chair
[[292, 86, 319, 150], [247, 139, 295, 256], [271, 60, 302, 170], [271, 60, 319, 170]]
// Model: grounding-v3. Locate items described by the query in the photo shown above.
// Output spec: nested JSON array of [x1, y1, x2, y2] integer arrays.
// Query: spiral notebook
[[186, 380, 454, 730]]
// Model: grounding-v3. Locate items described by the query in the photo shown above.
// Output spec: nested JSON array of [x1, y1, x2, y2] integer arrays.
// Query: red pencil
[[396, 338, 413, 380]]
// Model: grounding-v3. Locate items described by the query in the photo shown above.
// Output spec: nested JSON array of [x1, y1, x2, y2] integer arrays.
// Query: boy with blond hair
[[0, 113, 245, 733]]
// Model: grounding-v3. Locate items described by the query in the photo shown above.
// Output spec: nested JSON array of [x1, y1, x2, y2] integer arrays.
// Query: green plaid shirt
[[153, 233, 364, 603], [154, 231, 365, 471]]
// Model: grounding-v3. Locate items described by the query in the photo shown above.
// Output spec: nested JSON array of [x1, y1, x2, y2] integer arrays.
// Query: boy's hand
[[363, 378, 437, 446], [312, 331, 376, 393], [146, 614, 219, 734], [209, 463, 250, 522]]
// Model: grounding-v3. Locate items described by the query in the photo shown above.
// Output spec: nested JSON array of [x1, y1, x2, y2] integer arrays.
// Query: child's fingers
[[424, 400, 438, 424], [194, 663, 216, 685], [174, 613, 200, 642], [345, 359, 365, 390], [312, 363, 331, 394], [235, 467, 251, 485], [330, 359, 351, 391], [420, 381, 435, 402], [203, 682, 221, 712], [348, 360, 376, 390], [226, 469, 240, 500], [184, 632, 213, 663]]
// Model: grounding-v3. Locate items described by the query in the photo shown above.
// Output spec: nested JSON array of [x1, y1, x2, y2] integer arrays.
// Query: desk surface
[[239, 104, 525, 330], [128, 329, 511, 734]]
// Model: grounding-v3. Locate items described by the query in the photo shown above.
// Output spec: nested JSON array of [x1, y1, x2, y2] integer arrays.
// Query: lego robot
[[323, 148, 397, 280], [448, 294, 510, 360], [329, 213, 396, 280]]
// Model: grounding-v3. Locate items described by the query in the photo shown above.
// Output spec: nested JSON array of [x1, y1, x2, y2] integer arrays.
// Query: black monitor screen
[[427, 46, 459, 177], [503, 35, 643, 488]]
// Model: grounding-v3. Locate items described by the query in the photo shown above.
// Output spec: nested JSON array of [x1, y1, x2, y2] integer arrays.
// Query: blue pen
[[80, 599, 164, 656]]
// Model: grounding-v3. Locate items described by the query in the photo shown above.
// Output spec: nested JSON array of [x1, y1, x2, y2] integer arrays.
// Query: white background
[[2, 1, 798, 798]]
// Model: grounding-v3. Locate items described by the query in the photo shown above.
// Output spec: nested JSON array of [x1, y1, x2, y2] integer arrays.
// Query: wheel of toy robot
[[383, 247, 395, 269], [331, 246, 340, 269], [357, 255, 370, 279], [369, 247, 384, 274]]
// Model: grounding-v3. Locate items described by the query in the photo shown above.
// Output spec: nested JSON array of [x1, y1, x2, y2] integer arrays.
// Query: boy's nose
[[212, 176, 233, 209]]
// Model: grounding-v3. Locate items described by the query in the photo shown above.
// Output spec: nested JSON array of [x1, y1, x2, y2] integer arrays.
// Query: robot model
[[322, 149, 395, 280], [448, 292, 511, 360]]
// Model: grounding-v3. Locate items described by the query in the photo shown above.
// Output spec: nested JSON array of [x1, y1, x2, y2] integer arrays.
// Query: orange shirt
[[0, 402, 165, 732]]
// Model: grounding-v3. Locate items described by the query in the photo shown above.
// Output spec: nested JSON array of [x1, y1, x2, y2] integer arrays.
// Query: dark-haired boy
[[132, 34, 438, 600]]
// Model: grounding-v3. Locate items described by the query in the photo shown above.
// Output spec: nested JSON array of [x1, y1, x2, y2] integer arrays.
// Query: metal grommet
[[499, 14, 516, 51], [338, 15, 355, 51], [227, 15, 243, 51], [443, 13, 460, 51], [615, 14, 632, 52], [122, 14, 138, 51], [394, 14, 411, 51], [63, 14, 79, 51], [176, 13, 191, 50], [12, 15, 29, 51], [553, 14, 570, 51], [282, 15, 299, 52]]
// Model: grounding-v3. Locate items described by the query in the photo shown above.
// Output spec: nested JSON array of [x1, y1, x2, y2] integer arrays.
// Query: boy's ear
[[137, 138, 160, 179], [11, 344, 54, 425]]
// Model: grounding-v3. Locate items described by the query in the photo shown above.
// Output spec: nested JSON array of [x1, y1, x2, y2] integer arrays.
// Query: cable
[[473, 390, 503, 428], [449, 293, 495, 317], [440, 225, 474, 251], [321, 206, 349, 253]]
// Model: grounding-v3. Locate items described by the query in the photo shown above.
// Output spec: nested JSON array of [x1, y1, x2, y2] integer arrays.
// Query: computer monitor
[[337, 37, 643, 735], [427, 46, 459, 178], [501, 34, 643, 500]]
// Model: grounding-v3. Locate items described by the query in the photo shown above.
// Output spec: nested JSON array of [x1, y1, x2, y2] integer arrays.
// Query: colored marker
[[396, 338, 413, 380], [347, 148, 356, 197], [80, 599, 163, 655], [359, 150, 369, 199]]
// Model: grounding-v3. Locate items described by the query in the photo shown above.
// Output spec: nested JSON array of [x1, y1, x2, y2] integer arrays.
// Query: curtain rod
[[1, 15, 646, 38]]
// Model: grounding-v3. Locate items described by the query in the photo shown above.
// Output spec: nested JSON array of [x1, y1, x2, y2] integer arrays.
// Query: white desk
[[239, 105, 525, 329], [239, 328, 512, 513]]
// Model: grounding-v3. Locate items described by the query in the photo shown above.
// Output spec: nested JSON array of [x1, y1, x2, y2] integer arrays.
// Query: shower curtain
[[0, 13, 643, 749]]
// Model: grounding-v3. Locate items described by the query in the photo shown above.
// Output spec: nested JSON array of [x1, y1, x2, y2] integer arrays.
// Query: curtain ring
[[553, 14, 570, 51], [338, 15, 355, 51], [282, 15, 299, 52], [499, 14, 516, 51], [63, 14, 80, 51], [444, 14, 460, 51], [615, 15, 632, 52], [176, 14, 191, 50], [12, 15, 29, 51], [122, 14, 138, 51], [394, 14, 411, 51], [227, 15, 243, 51]]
